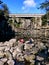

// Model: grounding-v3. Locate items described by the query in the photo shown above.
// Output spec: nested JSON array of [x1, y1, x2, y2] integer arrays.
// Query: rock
[[37, 42, 44, 49], [15, 53, 24, 61], [24, 43, 34, 50], [24, 55, 35, 61], [16, 47, 22, 52], [7, 59, 15, 65], [4, 51, 12, 59], [46, 63, 49, 65], [9, 39, 16, 47], [48, 49, 49, 52], [0, 42, 4, 46], [4, 41, 10, 46], [24, 44, 30, 50], [17, 56, 24, 61], [0, 37, 49, 65], [0, 58, 7, 63], [0, 47, 5, 51], [30, 60, 35, 65], [25, 41, 29, 44], [31, 48, 38, 54], [0, 51, 4, 58], [36, 56, 44, 61], [13, 49, 18, 58], [0, 60, 4, 65], [5, 46, 10, 51], [31, 44, 34, 48], [37, 63, 41, 65], [17, 43, 24, 52], [9, 39, 16, 44], [10, 47, 14, 53]]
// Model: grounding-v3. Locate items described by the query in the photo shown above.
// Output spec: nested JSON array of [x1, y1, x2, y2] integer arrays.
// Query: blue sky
[[1, 0, 45, 14]]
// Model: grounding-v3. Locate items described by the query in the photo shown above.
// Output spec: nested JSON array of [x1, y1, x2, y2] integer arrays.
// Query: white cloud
[[22, 0, 36, 10]]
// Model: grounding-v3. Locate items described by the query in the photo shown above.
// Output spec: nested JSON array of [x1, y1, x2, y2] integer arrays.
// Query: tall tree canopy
[[39, 0, 49, 26], [39, 0, 49, 12], [0, 0, 15, 42], [0, 1, 9, 20]]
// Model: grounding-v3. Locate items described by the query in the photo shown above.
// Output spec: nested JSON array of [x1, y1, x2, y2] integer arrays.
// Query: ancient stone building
[[9, 14, 44, 29]]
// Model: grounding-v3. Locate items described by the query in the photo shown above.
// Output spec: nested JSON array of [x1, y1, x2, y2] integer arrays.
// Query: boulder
[[16, 47, 22, 52], [48, 49, 49, 52], [17, 55, 24, 61], [36, 56, 44, 61], [0, 51, 4, 58], [5, 46, 10, 51], [25, 41, 29, 44], [13, 49, 18, 58], [30, 48, 38, 54], [4, 41, 10, 46], [4, 51, 12, 60], [7, 59, 15, 65], [37, 42, 44, 49], [24, 55, 35, 61], [0, 58, 7, 63], [10, 47, 14, 53], [9, 39, 16, 47], [46, 64, 49, 65], [30, 60, 35, 65], [9, 39, 16, 44], [0, 47, 5, 51], [0, 60, 4, 65]]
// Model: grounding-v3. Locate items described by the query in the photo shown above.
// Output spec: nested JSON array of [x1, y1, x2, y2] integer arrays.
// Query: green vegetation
[[14, 17, 22, 28], [39, 0, 49, 12], [39, 0, 49, 26], [0, 1, 15, 42], [0, 2, 9, 20], [41, 14, 47, 26]]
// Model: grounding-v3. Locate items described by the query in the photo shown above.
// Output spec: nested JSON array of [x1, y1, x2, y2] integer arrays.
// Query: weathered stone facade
[[9, 14, 49, 38], [9, 14, 44, 29]]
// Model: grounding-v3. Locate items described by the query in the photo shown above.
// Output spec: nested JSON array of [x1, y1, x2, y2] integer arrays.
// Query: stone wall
[[9, 14, 44, 29]]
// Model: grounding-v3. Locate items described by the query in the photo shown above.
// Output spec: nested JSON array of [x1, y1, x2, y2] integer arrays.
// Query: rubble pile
[[0, 38, 49, 65]]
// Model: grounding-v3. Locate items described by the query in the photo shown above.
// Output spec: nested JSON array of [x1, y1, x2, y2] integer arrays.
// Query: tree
[[0, 3, 9, 20], [0, 0, 3, 4], [0, 1, 15, 42], [41, 14, 47, 26], [39, 0, 49, 26], [39, 0, 49, 12]]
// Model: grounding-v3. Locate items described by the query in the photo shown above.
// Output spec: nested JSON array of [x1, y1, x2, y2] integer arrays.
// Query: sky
[[1, 0, 46, 14]]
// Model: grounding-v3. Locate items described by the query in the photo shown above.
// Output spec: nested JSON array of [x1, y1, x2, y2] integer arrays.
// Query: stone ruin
[[0, 38, 49, 65]]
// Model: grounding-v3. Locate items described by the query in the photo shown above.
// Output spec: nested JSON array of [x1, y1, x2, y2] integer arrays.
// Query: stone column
[[39, 17, 42, 27], [16, 18, 19, 22], [11, 18, 15, 30], [37, 17, 42, 28], [34, 17, 37, 28]]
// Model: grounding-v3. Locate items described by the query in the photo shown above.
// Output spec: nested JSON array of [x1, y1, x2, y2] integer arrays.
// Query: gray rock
[[4, 51, 12, 60], [4, 41, 10, 46], [24, 54, 35, 61], [36, 56, 44, 61], [0, 60, 4, 65], [0, 51, 4, 58], [5, 46, 10, 51], [9, 39, 16, 43], [7, 59, 15, 65], [0, 58, 7, 63], [0, 47, 5, 51], [25, 41, 30, 44]]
